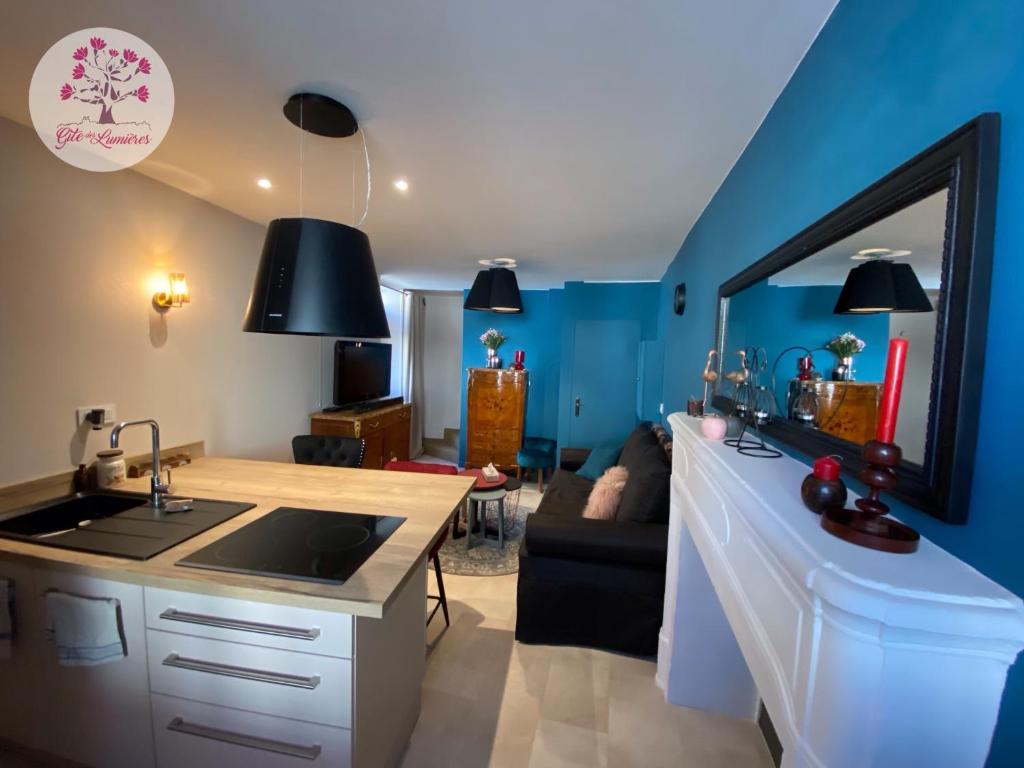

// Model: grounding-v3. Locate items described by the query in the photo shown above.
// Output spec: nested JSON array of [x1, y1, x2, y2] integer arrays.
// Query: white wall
[[0, 117, 320, 487], [421, 292, 463, 439]]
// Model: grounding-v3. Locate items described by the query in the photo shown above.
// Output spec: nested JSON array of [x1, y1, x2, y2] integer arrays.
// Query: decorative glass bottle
[[753, 386, 773, 425], [792, 382, 819, 426]]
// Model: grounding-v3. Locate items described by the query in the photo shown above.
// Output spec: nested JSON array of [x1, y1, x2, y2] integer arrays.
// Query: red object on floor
[[384, 460, 457, 475], [458, 467, 508, 489]]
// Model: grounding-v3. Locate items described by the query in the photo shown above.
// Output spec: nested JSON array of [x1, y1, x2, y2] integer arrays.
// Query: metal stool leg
[[498, 498, 505, 549], [431, 552, 449, 627]]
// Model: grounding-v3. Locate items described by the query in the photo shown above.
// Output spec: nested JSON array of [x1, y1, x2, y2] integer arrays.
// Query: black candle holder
[[724, 347, 781, 459], [820, 439, 920, 554]]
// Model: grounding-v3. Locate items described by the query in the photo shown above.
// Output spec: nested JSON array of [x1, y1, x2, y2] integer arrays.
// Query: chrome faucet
[[110, 419, 170, 509]]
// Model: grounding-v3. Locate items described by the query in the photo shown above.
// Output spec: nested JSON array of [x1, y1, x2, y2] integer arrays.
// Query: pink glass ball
[[701, 414, 727, 440]]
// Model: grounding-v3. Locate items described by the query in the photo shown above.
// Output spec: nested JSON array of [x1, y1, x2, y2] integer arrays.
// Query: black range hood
[[243, 217, 391, 338]]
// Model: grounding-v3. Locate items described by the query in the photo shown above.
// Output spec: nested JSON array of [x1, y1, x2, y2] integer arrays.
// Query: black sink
[[0, 491, 255, 560]]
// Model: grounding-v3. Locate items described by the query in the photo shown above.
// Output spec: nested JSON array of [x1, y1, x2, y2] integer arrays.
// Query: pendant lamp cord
[[356, 128, 371, 226]]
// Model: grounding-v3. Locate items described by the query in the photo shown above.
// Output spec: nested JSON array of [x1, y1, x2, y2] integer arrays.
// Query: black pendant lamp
[[243, 217, 390, 337], [243, 93, 390, 338], [833, 260, 933, 314], [464, 267, 523, 313]]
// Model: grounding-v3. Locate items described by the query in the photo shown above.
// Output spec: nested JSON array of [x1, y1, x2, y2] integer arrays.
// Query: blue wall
[[459, 289, 564, 463], [459, 282, 660, 464], [656, 2, 1024, 763]]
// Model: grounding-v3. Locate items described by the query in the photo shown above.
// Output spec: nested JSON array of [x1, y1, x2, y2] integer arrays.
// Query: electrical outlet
[[76, 404, 117, 429]]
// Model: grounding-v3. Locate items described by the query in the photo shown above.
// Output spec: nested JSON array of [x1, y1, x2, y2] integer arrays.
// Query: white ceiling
[[1, 1, 837, 289], [769, 189, 949, 289]]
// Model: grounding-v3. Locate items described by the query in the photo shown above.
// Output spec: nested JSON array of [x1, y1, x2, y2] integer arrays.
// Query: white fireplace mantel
[[657, 413, 1024, 768]]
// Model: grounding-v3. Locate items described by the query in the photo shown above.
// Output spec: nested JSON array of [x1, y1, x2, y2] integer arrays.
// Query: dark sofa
[[515, 422, 671, 655]]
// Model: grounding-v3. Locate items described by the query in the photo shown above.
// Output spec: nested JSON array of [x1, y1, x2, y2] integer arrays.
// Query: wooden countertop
[[0, 457, 474, 619]]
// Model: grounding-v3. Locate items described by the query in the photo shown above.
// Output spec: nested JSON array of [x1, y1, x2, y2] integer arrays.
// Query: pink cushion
[[582, 465, 629, 520]]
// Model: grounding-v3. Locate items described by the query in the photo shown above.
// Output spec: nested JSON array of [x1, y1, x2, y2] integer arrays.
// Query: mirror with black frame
[[710, 115, 999, 524]]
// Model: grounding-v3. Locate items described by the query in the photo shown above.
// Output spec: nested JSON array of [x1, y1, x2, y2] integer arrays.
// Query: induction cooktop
[[176, 507, 405, 585]]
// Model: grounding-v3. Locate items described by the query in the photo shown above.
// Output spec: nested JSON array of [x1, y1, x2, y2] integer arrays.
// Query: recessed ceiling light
[[478, 258, 518, 268], [393, 179, 409, 192], [851, 247, 912, 260], [256, 178, 273, 190]]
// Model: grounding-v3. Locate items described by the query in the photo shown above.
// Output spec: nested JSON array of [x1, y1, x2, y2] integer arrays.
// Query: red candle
[[813, 456, 841, 482], [876, 338, 908, 443]]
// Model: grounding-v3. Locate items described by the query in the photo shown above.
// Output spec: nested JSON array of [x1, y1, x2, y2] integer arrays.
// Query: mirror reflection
[[720, 188, 948, 465]]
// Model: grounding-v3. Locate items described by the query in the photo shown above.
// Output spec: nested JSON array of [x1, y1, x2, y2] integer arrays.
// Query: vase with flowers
[[480, 328, 508, 368], [825, 332, 866, 381]]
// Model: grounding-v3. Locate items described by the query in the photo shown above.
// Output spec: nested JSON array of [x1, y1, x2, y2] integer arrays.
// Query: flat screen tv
[[333, 340, 392, 408]]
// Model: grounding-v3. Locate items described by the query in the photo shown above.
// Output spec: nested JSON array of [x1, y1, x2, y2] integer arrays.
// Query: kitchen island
[[0, 457, 474, 768]]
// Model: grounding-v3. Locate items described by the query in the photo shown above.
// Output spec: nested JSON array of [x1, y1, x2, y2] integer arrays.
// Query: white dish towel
[[45, 590, 126, 666], [0, 578, 12, 660]]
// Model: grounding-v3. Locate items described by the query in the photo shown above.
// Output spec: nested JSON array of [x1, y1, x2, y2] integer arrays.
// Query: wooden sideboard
[[813, 381, 880, 445], [466, 368, 527, 470], [310, 402, 412, 470]]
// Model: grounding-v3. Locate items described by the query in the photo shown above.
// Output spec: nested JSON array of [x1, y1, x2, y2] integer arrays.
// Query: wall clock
[[673, 282, 687, 315]]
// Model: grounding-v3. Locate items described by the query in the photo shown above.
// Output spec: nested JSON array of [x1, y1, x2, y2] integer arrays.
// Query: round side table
[[466, 487, 508, 550]]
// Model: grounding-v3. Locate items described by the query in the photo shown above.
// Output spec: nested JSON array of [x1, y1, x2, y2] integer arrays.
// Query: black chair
[[291, 435, 366, 468]]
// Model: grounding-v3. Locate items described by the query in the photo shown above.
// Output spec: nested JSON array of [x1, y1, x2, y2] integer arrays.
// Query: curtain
[[402, 291, 426, 457]]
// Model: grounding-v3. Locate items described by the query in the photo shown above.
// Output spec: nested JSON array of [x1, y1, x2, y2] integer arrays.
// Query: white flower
[[480, 328, 507, 349]]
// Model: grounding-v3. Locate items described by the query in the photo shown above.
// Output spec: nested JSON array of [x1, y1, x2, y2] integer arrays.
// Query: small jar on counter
[[95, 449, 126, 489]]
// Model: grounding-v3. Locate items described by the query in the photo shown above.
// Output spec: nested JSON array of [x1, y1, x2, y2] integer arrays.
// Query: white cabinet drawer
[[152, 693, 350, 768], [145, 587, 352, 658], [147, 630, 351, 728]]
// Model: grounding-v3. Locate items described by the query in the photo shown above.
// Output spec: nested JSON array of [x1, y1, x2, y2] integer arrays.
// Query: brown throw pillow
[[582, 466, 629, 520]]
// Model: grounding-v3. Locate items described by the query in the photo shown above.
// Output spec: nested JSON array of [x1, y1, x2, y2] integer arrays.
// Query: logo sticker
[[29, 28, 174, 172]]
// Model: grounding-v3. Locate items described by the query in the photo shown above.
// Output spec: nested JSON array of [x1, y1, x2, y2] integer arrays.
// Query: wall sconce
[[152, 273, 190, 311]]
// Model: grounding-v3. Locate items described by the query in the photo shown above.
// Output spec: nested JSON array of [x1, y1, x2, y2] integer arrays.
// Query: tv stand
[[352, 395, 403, 413], [310, 401, 412, 469], [321, 397, 401, 415]]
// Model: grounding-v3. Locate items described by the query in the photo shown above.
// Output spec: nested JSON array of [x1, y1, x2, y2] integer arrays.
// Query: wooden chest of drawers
[[466, 368, 527, 470], [812, 381, 881, 445], [310, 403, 412, 470]]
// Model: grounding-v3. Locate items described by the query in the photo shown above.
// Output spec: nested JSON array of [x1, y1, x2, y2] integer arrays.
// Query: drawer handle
[[167, 717, 322, 761], [162, 653, 321, 690], [159, 608, 321, 641], [368, 419, 381, 428]]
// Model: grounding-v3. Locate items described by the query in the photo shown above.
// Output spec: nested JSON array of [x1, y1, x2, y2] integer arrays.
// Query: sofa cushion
[[616, 437, 672, 524], [534, 470, 594, 518], [576, 441, 622, 480], [522, 514, 668, 567], [616, 422, 657, 470], [582, 466, 629, 520]]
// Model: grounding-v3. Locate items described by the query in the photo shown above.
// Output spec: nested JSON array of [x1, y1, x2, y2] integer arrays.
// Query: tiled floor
[[403, 568, 773, 768]]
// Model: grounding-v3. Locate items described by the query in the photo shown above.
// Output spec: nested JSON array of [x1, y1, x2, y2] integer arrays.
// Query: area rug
[[437, 497, 535, 577]]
